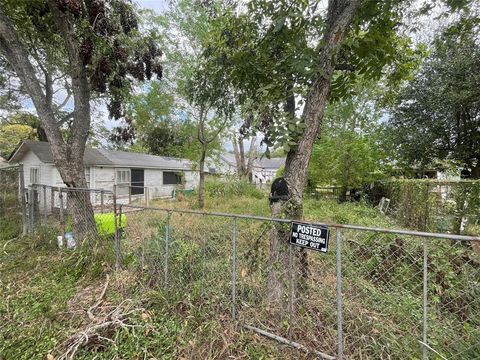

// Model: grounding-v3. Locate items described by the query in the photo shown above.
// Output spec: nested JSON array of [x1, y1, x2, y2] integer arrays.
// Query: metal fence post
[[288, 242, 294, 333], [231, 216, 237, 321], [28, 187, 34, 232], [100, 190, 104, 214], [201, 227, 206, 298], [336, 228, 344, 360], [18, 164, 27, 235], [43, 185, 47, 221], [115, 205, 122, 271], [422, 238, 428, 360], [59, 188, 65, 235], [164, 212, 171, 286]]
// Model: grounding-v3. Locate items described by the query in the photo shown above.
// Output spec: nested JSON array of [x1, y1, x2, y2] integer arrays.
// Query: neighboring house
[[8, 141, 199, 201], [252, 157, 285, 185], [208, 153, 285, 185]]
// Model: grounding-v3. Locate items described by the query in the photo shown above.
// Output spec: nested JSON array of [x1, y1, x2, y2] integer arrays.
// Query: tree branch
[[0, 8, 63, 145], [57, 111, 76, 126], [47, 0, 91, 148]]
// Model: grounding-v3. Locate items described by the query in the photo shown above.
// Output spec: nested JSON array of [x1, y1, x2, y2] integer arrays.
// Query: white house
[[208, 153, 285, 185], [252, 157, 285, 185], [9, 141, 199, 201]]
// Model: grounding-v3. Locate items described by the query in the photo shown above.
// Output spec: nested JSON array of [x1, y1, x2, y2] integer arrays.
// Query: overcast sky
[[16, 1, 473, 151], [136, 0, 169, 13]]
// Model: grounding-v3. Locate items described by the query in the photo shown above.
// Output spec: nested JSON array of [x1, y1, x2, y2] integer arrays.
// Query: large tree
[[0, 0, 162, 239], [386, 19, 480, 177], [197, 0, 469, 301]]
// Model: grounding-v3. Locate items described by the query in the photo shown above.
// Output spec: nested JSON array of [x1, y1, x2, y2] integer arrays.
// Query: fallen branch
[[87, 274, 110, 321], [57, 299, 143, 360], [244, 324, 336, 360]]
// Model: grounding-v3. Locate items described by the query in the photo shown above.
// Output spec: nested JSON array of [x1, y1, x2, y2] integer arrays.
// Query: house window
[[30, 167, 39, 184], [116, 169, 130, 196], [163, 171, 183, 185]]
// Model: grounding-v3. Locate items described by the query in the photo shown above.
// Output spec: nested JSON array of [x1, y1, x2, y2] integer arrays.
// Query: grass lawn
[[1, 192, 478, 359]]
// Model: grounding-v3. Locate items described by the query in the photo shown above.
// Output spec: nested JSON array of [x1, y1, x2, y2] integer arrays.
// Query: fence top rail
[[120, 204, 480, 242], [0, 164, 20, 170], [29, 184, 113, 194], [384, 179, 480, 185]]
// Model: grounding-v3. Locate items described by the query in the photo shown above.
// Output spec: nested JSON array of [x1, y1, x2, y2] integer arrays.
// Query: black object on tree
[[460, 165, 471, 179]]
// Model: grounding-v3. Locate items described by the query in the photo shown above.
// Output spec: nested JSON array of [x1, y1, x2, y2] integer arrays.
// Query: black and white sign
[[290, 222, 329, 253]]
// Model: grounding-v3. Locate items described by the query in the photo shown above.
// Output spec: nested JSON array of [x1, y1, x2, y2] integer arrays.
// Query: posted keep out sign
[[289, 222, 329, 253]]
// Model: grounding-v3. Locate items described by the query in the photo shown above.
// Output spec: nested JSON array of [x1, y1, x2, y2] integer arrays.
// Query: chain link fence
[[25, 184, 118, 253], [0, 164, 26, 239], [117, 204, 479, 359], [2, 176, 478, 358]]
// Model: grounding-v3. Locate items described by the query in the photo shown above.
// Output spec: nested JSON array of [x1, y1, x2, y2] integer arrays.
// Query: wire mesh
[[120, 205, 233, 318], [235, 217, 338, 356], [12, 191, 479, 358], [118, 204, 479, 359], [0, 165, 24, 238], [27, 184, 116, 252]]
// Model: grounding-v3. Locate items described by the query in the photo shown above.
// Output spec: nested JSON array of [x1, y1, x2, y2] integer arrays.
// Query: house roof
[[9, 141, 193, 170], [0, 156, 7, 167], [219, 153, 237, 166], [219, 153, 285, 170], [255, 157, 285, 169]]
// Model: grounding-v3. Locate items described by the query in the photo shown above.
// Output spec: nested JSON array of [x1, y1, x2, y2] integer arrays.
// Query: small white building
[[9, 141, 199, 201], [208, 153, 285, 185]]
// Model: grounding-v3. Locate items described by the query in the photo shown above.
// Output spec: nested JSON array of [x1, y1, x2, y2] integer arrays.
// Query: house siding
[[13, 147, 199, 205], [21, 151, 42, 185], [94, 167, 115, 190], [145, 169, 199, 199]]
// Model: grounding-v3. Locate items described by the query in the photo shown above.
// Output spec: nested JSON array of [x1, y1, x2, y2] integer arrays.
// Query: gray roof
[[219, 153, 237, 166], [255, 157, 285, 169], [10, 141, 192, 170], [219, 153, 285, 170]]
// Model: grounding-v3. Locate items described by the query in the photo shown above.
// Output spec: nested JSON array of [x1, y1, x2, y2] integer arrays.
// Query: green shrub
[[205, 178, 264, 199]]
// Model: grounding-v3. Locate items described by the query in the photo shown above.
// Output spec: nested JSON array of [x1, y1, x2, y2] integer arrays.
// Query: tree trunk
[[238, 136, 247, 178], [267, 0, 363, 303], [198, 145, 207, 209], [0, 5, 96, 245], [56, 158, 96, 242], [234, 133, 257, 181], [232, 136, 242, 175], [339, 185, 348, 203], [246, 136, 257, 181]]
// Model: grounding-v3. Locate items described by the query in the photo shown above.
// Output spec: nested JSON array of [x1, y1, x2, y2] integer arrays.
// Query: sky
[[12, 0, 471, 152], [136, 0, 169, 13]]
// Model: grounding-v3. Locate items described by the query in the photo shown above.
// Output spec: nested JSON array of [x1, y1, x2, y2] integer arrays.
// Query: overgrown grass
[[1, 193, 478, 359]]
